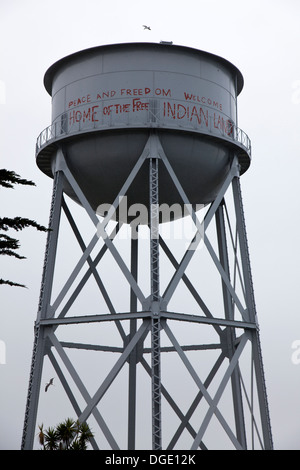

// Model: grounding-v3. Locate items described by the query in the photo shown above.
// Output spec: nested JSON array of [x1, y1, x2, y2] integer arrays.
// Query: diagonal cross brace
[[56, 222, 122, 320], [47, 348, 100, 450], [47, 331, 119, 449], [190, 332, 249, 449], [78, 320, 151, 424], [167, 353, 225, 450], [162, 319, 246, 450], [58, 202, 127, 341], [51, 148, 147, 308], [159, 147, 243, 314]]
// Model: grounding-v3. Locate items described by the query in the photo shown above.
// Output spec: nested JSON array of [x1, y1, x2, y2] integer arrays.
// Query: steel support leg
[[149, 156, 162, 450], [128, 228, 138, 449], [232, 175, 273, 449], [215, 202, 247, 448], [21, 170, 64, 449]]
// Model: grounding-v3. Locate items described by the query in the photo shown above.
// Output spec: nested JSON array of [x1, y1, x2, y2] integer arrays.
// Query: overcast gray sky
[[1, 0, 300, 450]]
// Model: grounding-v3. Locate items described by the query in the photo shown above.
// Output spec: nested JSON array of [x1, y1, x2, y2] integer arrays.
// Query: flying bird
[[143, 25, 151, 30], [45, 378, 54, 392]]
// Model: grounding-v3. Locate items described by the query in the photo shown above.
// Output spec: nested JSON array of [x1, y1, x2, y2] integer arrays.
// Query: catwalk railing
[[36, 103, 251, 158]]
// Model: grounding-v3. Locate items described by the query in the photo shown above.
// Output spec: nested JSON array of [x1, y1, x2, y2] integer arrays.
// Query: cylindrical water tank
[[36, 42, 251, 221]]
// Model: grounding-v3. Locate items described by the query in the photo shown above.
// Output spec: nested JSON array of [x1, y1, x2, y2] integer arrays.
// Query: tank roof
[[44, 42, 244, 96]]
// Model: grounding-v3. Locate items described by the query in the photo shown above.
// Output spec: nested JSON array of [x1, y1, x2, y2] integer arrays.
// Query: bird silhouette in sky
[[45, 378, 54, 392], [143, 25, 151, 30]]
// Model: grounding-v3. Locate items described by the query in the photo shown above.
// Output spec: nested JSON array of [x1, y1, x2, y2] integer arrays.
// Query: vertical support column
[[149, 156, 162, 450], [215, 202, 247, 448], [21, 169, 64, 449], [128, 228, 138, 449], [232, 174, 273, 450]]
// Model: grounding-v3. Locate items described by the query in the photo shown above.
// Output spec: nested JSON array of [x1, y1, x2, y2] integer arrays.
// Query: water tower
[[22, 43, 273, 450]]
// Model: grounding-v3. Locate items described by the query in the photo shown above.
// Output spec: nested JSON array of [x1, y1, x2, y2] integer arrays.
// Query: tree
[[0, 169, 48, 287], [38, 418, 94, 450]]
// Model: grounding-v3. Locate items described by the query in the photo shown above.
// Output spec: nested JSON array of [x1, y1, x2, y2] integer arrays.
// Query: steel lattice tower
[[21, 43, 273, 450]]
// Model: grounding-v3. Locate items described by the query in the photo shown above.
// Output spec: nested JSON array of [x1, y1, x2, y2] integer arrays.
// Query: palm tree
[[38, 424, 59, 450], [38, 418, 93, 450], [0, 169, 48, 287]]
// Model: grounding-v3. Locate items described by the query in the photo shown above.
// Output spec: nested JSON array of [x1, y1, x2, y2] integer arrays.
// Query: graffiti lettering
[[103, 103, 131, 115], [65, 86, 232, 136], [68, 95, 91, 108], [155, 88, 171, 97], [102, 100, 149, 115], [184, 92, 223, 111], [69, 105, 99, 124], [132, 98, 149, 111], [163, 102, 209, 126], [213, 113, 233, 136], [97, 90, 116, 99], [121, 88, 151, 96]]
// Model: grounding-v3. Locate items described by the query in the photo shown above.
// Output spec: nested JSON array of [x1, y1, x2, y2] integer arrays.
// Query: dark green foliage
[[0, 169, 35, 188], [0, 169, 48, 287], [0, 234, 25, 259], [0, 279, 26, 288], [38, 418, 94, 450], [0, 216, 48, 233]]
